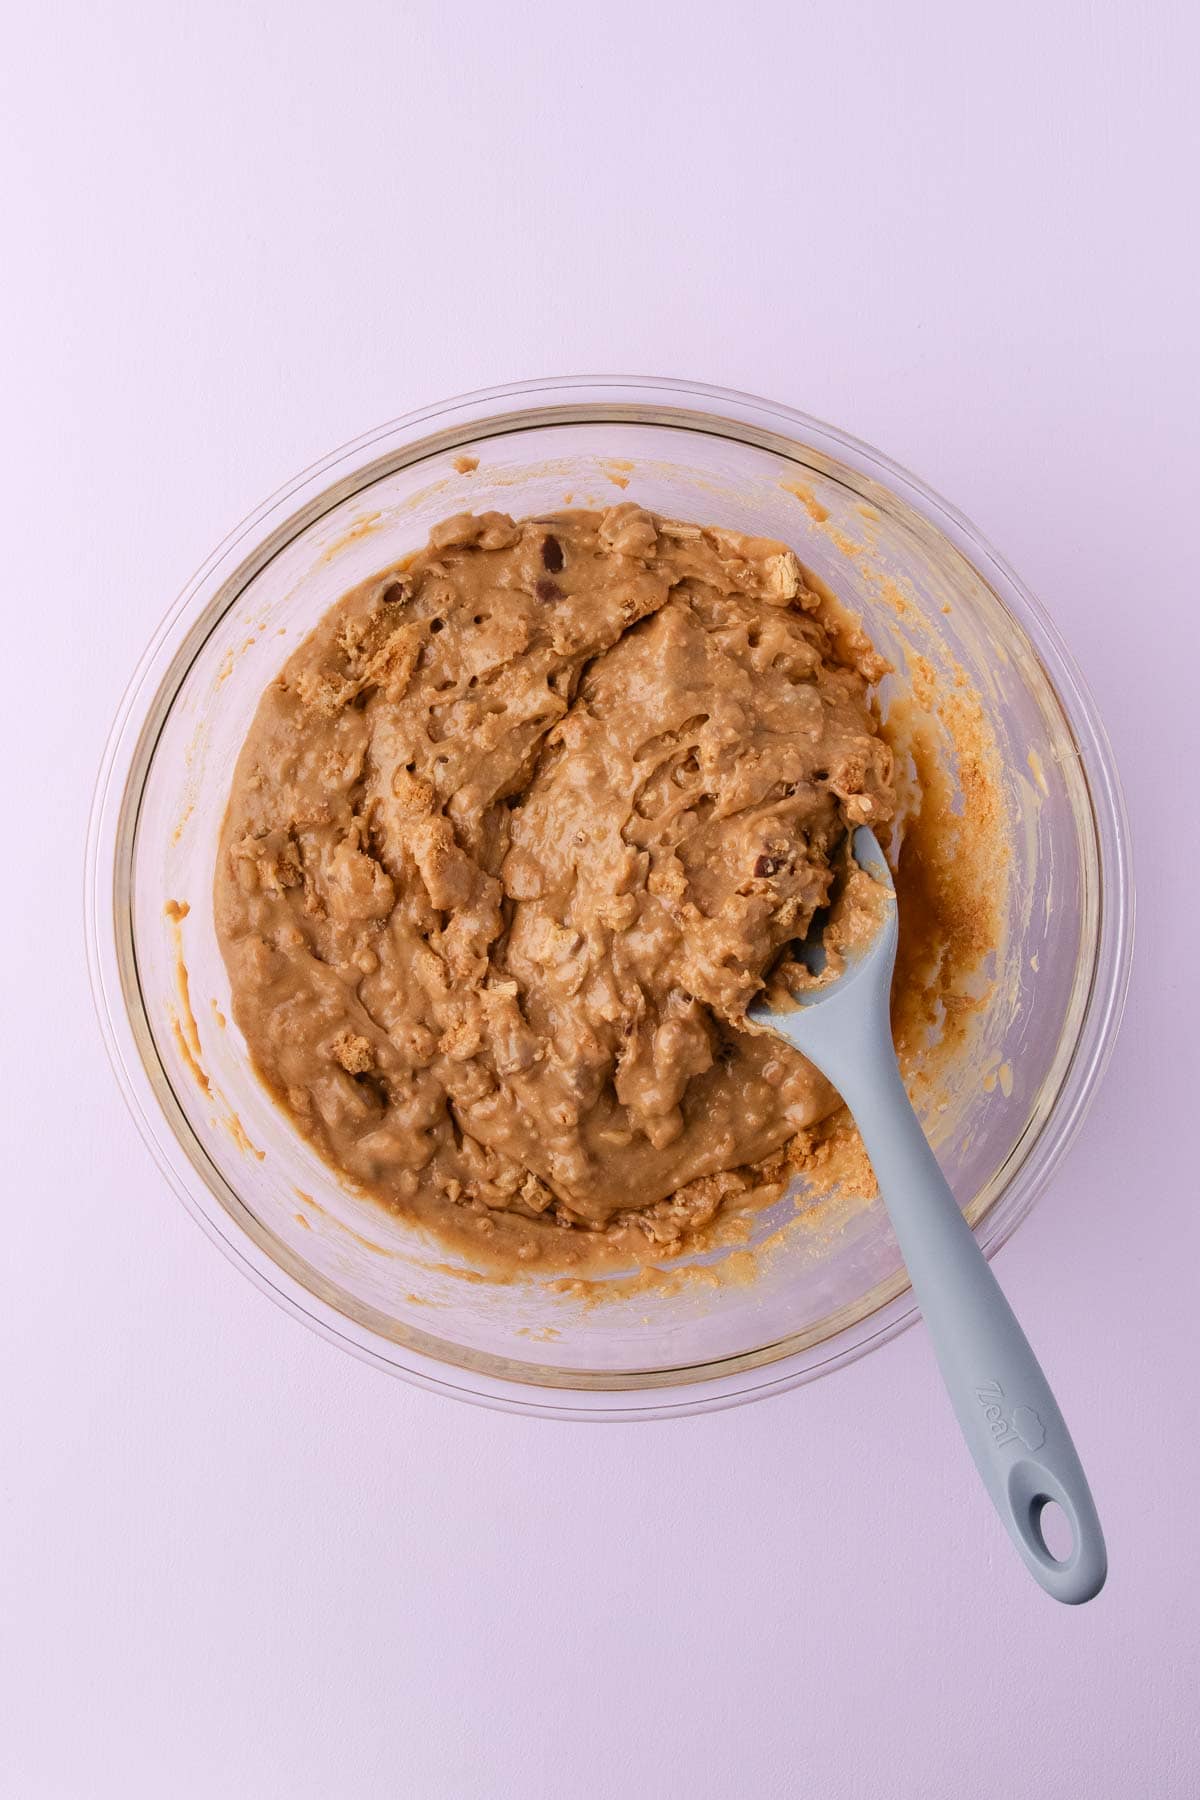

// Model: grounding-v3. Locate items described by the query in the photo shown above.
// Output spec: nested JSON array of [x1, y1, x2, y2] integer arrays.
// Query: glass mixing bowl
[[86, 377, 1132, 1419]]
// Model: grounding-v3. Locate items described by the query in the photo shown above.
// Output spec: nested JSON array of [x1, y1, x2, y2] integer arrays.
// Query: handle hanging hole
[[1032, 1496, 1074, 1564]]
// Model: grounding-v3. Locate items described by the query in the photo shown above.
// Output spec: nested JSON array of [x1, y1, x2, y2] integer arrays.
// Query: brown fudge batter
[[216, 506, 896, 1266]]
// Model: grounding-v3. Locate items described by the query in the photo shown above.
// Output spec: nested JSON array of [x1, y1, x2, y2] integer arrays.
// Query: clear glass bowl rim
[[84, 374, 1134, 1421]]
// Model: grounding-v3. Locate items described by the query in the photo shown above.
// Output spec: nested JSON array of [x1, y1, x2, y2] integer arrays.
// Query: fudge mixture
[[215, 505, 896, 1265]]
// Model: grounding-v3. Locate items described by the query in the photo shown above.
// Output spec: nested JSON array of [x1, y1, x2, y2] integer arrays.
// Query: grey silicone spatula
[[748, 826, 1106, 1603]]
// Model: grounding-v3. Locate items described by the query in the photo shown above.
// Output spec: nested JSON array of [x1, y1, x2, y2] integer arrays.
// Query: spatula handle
[[846, 1049, 1106, 1604]]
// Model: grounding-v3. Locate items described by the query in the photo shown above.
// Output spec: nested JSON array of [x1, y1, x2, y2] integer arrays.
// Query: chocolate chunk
[[535, 577, 563, 604], [754, 854, 786, 878], [541, 534, 565, 573], [352, 1070, 390, 1109]]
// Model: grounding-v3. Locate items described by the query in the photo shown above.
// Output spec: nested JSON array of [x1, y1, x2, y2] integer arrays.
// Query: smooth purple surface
[[2, 4, 1198, 1796]]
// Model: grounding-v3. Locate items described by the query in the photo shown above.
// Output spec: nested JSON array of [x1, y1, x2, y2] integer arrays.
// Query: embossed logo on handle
[[976, 1379, 1045, 1452]]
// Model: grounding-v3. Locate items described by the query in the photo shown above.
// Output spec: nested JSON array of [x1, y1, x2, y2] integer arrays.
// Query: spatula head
[[746, 826, 898, 1038]]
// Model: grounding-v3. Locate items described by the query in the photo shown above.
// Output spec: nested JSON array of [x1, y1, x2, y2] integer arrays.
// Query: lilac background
[[3, 4, 1198, 1796]]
